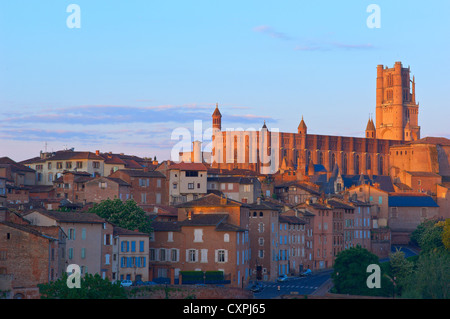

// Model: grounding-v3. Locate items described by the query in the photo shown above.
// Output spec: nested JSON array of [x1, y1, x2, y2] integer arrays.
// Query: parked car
[[120, 279, 133, 287], [277, 275, 289, 282], [134, 280, 144, 286], [300, 269, 312, 277], [250, 282, 264, 293]]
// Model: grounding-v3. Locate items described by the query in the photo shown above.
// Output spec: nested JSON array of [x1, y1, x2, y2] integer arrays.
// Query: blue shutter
[[126, 241, 129, 252], [140, 241, 144, 252], [121, 241, 124, 252], [143, 257, 146, 268], [131, 241, 136, 252]]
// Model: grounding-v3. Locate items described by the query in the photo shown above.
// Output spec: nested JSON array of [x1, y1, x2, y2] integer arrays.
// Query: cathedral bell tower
[[212, 103, 222, 131], [375, 62, 420, 141]]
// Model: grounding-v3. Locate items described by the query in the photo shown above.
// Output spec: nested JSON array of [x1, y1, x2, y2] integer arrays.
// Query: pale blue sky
[[1, 0, 449, 161]]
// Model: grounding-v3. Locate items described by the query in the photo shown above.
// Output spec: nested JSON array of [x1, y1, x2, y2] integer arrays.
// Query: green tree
[[402, 250, 450, 299], [331, 245, 392, 297], [410, 219, 435, 247], [38, 273, 127, 299], [388, 248, 414, 296], [419, 222, 444, 252], [442, 219, 450, 251], [87, 198, 152, 233]]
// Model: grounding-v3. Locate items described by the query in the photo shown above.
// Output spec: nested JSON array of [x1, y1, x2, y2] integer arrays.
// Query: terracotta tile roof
[[408, 137, 450, 146], [0, 157, 35, 173], [27, 210, 106, 224], [168, 162, 208, 171], [113, 226, 149, 236], [279, 215, 306, 225], [152, 214, 247, 232], [0, 221, 60, 241], [175, 193, 247, 208], [326, 199, 355, 210], [247, 200, 283, 211], [45, 150, 105, 161], [116, 169, 166, 178]]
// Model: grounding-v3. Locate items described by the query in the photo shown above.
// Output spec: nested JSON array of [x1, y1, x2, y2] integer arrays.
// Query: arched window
[[342, 153, 347, 175], [331, 153, 336, 171], [378, 156, 384, 175], [354, 154, 360, 175]]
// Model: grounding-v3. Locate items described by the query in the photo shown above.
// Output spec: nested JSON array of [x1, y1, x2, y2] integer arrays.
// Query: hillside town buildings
[[0, 62, 449, 298]]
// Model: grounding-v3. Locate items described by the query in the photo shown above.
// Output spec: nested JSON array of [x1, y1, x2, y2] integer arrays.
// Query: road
[[248, 270, 333, 299], [248, 245, 419, 299]]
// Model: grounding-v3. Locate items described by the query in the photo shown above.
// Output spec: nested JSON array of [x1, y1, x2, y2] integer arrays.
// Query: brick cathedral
[[210, 62, 420, 176]]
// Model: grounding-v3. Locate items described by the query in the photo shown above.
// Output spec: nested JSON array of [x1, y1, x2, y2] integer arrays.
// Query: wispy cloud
[[253, 25, 376, 52], [253, 25, 291, 40]]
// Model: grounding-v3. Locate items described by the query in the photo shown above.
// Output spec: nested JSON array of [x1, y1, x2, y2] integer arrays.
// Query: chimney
[[187, 211, 192, 220], [257, 197, 261, 205], [95, 150, 100, 156], [220, 195, 227, 205]]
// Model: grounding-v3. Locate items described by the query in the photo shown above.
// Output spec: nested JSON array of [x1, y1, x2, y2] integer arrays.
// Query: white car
[[277, 275, 289, 282], [120, 279, 133, 287]]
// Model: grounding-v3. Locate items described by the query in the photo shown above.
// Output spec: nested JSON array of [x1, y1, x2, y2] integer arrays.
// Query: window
[[156, 193, 161, 204], [160, 249, 166, 262], [76, 161, 83, 169], [149, 249, 156, 261], [185, 171, 199, 177], [48, 162, 52, 169], [216, 249, 227, 263], [188, 249, 197, 262], [157, 179, 161, 188], [194, 229, 203, 242], [200, 249, 208, 263], [228, 183, 233, 190], [188, 183, 194, 189], [68, 248, 73, 260], [131, 241, 136, 252], [171, 249, 179, 262], [93, 161, 100, 169], [57, 162, 63, 169], [121, 241, 129, 252], [224, 233, 230, 242], [66, 162, 72, 169], [81, 228, 86, 240], [81, 248, 86, 259], [105, 254, 110, 265], [68, 228, 75, 240], [173, 183, 177, 189], [102, 234, 111, 245]]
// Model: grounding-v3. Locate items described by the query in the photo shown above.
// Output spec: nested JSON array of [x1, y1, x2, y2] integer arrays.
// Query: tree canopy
[[331, 245, 392, 297], [38, 272, 127, 299], [87, 198, 152, 234]]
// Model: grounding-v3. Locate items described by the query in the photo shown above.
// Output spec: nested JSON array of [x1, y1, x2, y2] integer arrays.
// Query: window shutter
[[215, 250, 218, 262], [186, 250, 189, 262], [225, 250, 228, 263]]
